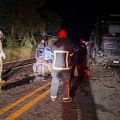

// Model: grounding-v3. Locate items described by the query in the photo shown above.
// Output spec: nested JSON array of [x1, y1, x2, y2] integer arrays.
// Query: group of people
[[0, 29, 90, 103], [51, 30, 91, 102], [33, 29, 91, 102], [0, 30, 89, 102], [71, 37, 90, 79]]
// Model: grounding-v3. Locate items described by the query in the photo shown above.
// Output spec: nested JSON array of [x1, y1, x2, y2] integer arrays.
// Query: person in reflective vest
[[50, 29, 73, 102]]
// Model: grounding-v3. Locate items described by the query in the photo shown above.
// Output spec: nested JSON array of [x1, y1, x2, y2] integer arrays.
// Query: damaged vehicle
[[90, 15, 120, 67], [96, 34, 120, 67]]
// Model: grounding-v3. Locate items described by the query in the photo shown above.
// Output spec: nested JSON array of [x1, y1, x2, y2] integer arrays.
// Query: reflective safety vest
[[53, 50, 72, 70], [51, 38, 72, 71]]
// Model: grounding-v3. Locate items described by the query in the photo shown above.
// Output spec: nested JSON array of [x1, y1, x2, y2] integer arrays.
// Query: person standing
[[33, 37, 47, 79], [77, 37, 87, 79], [37, 37, 46, 59], [50, 29, 73, 102], [71, 44, 79, 78], [0, 30, 6, 83]]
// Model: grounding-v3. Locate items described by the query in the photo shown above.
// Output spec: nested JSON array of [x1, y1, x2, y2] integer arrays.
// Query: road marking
[[0, 82, 50, 115], [4, 89, 50, 120]]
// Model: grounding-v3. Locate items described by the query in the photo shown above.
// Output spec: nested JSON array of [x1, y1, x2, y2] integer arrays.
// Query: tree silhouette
[[0, 0, 62, 46]]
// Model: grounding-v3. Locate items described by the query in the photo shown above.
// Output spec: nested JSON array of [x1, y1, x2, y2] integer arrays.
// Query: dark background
[[45, 0, 120, 41]]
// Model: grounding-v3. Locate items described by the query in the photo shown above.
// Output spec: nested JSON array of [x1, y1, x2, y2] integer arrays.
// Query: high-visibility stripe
[[53, 51, 71, 70], [0, 82, 50, 115], [53, 67, 70, 70]]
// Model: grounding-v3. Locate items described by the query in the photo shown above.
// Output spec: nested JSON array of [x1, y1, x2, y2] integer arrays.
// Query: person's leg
[[62, 71, 72, 101], [50, 71, 60, 101], [71, 64, 76, 79], [0, 72, 3, 83], [0, 59, 5, 83], [77, 62, 82, 78]]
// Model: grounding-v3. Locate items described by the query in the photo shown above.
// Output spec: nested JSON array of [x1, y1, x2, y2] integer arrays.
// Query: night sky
[[45, 0, 120, 41]]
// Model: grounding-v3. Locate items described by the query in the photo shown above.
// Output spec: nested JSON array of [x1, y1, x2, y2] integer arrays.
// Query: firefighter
[[0, 30, 6, 83], [50, 29, 73, 102]]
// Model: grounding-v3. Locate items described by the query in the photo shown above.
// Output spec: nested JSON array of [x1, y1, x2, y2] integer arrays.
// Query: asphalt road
[[0, 63, 120, 120]]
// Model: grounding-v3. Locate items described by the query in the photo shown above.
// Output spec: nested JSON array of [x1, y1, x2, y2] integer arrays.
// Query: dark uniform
[[77, 39, 87, 78]]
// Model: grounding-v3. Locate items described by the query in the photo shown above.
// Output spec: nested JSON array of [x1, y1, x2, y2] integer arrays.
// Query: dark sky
[[45, 0, 120, 41]]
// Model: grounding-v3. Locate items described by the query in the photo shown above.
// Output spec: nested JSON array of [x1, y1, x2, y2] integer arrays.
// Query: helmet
[[58, 29, 67, 38]]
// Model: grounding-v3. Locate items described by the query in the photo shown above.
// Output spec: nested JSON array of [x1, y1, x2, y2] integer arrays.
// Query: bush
[[6, 34, 15, 48]]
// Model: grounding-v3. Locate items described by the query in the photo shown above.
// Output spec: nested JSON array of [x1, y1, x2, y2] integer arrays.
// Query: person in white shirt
[[0, 30, 6, 83]]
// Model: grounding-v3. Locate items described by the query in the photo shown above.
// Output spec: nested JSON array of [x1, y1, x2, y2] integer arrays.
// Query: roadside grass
[[3, 37, 57, 63], [3, 46, 36, 63]]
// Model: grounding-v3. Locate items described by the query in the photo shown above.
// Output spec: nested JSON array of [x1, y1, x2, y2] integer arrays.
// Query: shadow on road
[[1, 76, 34, 90], [69, 76, 97, 120]]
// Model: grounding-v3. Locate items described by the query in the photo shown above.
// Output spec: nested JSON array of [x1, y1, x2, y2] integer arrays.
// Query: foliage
[[0, 0, 62, 48], [0, 0, 44, 36], [5, 34, 15, 47], [3, 46, 35, 62], [40, 9, 62, 34]]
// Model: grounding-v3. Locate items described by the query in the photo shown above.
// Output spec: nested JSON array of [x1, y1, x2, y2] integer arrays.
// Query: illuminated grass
[[3, 46, 36, 62]]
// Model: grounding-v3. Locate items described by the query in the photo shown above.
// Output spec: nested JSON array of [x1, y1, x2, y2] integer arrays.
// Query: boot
[[0, 80, 5, 83]]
